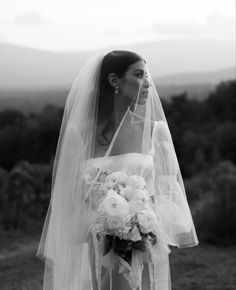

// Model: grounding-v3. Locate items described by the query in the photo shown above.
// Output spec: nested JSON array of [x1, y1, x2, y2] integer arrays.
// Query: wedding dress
[[80, 120, 192, 290], [36, 52, 199, 290]]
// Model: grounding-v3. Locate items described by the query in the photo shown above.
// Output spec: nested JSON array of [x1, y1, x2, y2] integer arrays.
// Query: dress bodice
[[81, 120, 180, 189], [83, 152, 154, 182]]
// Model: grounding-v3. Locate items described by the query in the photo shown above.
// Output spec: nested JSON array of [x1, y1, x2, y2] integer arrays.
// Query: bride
[[36, 50, 199, 290]]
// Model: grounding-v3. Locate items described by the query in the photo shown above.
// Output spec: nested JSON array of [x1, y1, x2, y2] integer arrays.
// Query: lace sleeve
[[152, 121, 193, 247]]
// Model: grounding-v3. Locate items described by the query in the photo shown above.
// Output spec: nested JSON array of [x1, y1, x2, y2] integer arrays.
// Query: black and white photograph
[[0, 0, 235, 289]]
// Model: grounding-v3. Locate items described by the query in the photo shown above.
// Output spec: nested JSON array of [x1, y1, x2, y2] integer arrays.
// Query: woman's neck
[[113, 95, 131, 129]]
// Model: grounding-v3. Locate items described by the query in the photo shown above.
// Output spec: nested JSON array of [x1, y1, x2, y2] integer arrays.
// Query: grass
[[169, 244, 236, 290], [0, 229, 235, 290]]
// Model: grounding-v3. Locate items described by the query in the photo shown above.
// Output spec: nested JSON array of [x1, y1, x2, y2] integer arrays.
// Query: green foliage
[[0, 105, 63, 170], [213, 122, 236, 164], [0, 167, 8, 214], [186, 161, 236, 245], [0, 110, 25, 129], [206, 80, 236, 122], [164, 79, 236, 177], [0, 160, 51, 232]]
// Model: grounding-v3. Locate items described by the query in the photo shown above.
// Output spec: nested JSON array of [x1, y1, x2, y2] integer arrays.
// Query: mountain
[[0, 39, 235, 90], [0, 43, 91, 89], [0, 39, 235, 113], [155, 67, 235, 85], [0, 84, 213, 114]]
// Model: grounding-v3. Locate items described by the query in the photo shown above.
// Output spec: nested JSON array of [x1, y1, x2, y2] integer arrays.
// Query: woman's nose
[[143, 77, 151, 88]]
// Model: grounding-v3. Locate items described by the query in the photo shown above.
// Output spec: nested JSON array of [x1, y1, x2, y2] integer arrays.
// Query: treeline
[[0, 105, 64, 170], [0, 80, 235, 175], [162, 80, 236, 177], [0, 79, 235, 244]]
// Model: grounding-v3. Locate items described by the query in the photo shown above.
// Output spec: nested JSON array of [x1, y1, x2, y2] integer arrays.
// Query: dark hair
[[97, 50, 144, 147]]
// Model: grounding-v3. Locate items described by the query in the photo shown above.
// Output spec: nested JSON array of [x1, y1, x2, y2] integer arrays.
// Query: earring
[[115, 87, 119, 94]]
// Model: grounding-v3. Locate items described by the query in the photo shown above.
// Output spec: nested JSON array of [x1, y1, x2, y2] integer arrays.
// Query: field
[[0, 229, 235, 290]]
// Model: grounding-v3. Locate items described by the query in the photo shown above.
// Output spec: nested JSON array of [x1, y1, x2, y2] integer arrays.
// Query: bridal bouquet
[[83, 166, 158, 264]]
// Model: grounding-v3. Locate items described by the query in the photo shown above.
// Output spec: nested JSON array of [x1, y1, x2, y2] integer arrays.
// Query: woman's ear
[[108, 73, 120, 88]]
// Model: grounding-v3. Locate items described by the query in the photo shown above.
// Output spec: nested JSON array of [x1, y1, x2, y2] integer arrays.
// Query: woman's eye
[[136, 73, 149, 79]]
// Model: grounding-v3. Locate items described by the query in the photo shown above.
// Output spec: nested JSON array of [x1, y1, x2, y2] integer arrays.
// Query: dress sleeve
[[152, 121, 199, 247]]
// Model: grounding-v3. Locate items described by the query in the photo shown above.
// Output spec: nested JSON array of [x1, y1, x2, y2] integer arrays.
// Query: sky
[[0, 0, 235, 52]]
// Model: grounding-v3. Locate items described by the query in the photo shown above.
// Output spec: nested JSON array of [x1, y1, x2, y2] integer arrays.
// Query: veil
[[36, 50, 199, 290]]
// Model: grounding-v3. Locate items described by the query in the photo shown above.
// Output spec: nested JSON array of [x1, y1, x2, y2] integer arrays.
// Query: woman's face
[[119, 60, 150, 105]]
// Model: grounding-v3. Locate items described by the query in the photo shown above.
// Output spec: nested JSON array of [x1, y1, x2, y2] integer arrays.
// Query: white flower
[[127, 175, 146, 190], [137, 210, 158, 234], [124, 187, 149, 202], [82, 165, 99, 184], [129, 200, 143, 213], [106, 189, 117, 196], [104, 171, 128, 189], [98, 194, 129, 218], [107, 217, 126, 230]]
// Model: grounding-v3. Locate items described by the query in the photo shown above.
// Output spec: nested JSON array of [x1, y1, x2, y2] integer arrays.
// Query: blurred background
[[0, 0, 235, 289]]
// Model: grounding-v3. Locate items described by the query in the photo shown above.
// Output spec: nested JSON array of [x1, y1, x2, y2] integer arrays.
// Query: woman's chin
[[137, 98, 148, 105]]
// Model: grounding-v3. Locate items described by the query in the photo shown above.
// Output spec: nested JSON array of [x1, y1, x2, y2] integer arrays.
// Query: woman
[[37, 50, 199, 290]]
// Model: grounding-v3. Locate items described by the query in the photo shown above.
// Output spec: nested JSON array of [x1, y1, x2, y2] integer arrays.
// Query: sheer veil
[[36, 51, 199, 290]]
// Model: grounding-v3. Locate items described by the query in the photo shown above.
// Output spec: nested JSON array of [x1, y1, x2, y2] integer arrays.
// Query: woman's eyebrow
[[134, 69, 148, 76], [134, 69, 148, 75]]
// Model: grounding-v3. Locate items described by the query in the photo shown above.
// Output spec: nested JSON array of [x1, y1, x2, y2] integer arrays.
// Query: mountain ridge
[[0, 39, 235, 89]]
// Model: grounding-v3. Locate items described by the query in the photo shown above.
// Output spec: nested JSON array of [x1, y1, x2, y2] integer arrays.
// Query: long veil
[[36, 51, 199, 290]]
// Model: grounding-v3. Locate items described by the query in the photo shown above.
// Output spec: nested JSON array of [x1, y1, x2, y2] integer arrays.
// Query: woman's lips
[[136, 91, 149, 100], [142, 91, 149, 97]]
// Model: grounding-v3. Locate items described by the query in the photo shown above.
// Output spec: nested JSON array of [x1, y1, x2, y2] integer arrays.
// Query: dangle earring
[[115, 87, 119, 94]]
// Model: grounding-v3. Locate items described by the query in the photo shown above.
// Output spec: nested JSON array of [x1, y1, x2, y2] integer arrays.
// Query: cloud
[[205, 12, 235, 39], [13, 11, 47, 26], [0, 32, 9, 42], [152, 21, 202, 36], [103, 26, 152, 39], [152, 13, 235, 41]]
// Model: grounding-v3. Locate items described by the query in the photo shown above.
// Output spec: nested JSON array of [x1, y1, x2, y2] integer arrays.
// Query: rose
[[137, 210, 158, 234], [129, 200, 143, 214], [124, 187, 149, 202], [127, 175, 146, 190], [98, 194, 129, 218], [104, 172, 128, 189], [106, 189, 117, 196]]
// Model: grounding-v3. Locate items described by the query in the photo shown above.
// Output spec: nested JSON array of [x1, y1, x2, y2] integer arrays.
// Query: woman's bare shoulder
[[131, 112, 155, 134]]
